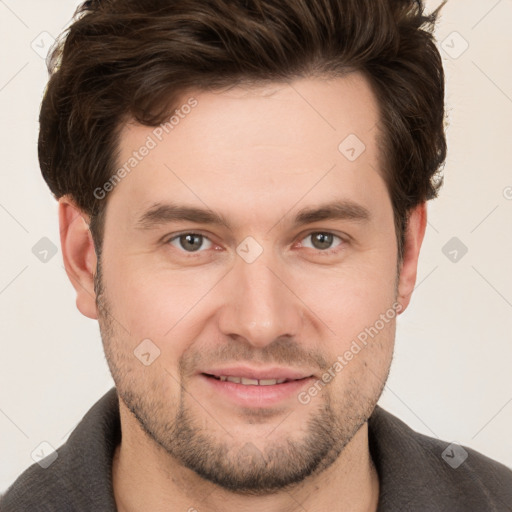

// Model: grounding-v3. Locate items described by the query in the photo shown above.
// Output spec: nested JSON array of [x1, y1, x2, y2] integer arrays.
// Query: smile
[[200, 372, 314, 408], [205, 374, 301, 386]]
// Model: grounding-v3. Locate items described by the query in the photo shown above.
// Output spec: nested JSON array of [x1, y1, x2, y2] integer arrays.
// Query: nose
[[217, 247, 304, 349]]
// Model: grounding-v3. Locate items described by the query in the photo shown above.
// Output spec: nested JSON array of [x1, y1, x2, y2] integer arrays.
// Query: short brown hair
[[39, 0, 447, 262]]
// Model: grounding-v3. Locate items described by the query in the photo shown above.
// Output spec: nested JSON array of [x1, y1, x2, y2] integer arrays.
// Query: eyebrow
[[134, 200, 371, 231]]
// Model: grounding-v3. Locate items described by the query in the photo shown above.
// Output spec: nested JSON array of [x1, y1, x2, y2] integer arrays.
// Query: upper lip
[[201, 366, 314, 381]]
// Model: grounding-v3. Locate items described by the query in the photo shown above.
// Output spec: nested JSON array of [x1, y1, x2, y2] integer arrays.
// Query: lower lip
[[200, 374, 314, 408]]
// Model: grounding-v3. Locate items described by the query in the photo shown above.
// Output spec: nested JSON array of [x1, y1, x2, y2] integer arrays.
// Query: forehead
[[107, 72, 387, 230]]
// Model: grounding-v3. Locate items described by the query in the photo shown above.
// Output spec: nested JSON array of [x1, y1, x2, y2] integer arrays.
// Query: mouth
[[199, 369, 315, 408], [202, 373, 310, 386]]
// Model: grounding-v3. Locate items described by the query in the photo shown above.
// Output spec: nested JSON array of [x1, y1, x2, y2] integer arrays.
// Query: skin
[[59, 72, 426, 512]]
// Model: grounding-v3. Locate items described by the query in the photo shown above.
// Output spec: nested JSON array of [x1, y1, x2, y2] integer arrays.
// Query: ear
[[397, 202, 427, 313], [58, 196, 98, 319]]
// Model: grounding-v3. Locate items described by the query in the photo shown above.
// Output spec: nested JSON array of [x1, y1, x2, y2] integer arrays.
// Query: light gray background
[[1, 0, 511, 492]]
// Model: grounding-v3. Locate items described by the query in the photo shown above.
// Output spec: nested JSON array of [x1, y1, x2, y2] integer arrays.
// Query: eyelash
[[164, 231, 347, 257]]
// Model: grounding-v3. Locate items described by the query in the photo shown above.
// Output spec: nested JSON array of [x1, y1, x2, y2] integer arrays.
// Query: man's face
[[96, 73, 402, 493]]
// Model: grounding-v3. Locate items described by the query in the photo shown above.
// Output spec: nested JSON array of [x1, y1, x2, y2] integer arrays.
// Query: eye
[[299, 232, 345, 253], [165, 231, 346, 256], [167, 233, 213, 253]]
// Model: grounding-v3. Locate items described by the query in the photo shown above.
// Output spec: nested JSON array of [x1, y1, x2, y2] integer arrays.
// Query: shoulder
[[0, 451, 79, 512], [369, 406, 512, 511], [0, 388, 120, 512]]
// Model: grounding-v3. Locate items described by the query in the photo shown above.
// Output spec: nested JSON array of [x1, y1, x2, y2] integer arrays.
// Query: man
[[2, 0, 511, 510]]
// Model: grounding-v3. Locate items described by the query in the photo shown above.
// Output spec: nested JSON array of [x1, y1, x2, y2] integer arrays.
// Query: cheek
[[299, 252, 398, 338], [293, 246, 398, 394], [101, 258, 223, 353]]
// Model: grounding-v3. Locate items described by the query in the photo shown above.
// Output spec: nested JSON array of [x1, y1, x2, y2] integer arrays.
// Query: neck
[[112, 403, 379, 512]]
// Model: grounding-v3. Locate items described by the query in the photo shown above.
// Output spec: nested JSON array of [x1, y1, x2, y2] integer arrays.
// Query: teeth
[[215, 376, 290, 386], [259, 379, 278, 386], [240, 377, 259, 385]]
